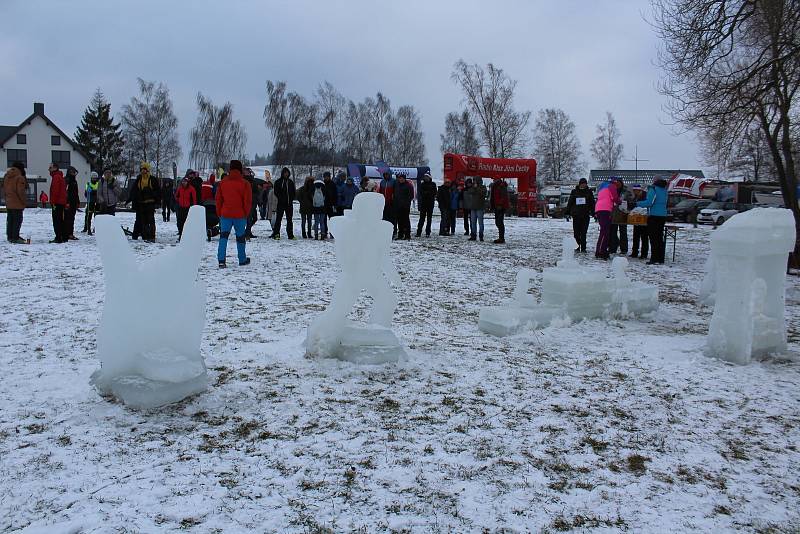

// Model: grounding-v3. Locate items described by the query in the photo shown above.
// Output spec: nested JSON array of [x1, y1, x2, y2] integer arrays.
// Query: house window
[[16, 134, 26, 144], [51, 150, 70, 168], [51, 135, 61, 146], [7, 149, 27, 169]]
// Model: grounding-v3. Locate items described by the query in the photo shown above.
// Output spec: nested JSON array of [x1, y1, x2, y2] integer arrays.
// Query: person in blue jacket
[[338, 176, 359, 210], [637, 178, 669, 265], [449, 181, 461, 236], [334, 170, 347, 215]]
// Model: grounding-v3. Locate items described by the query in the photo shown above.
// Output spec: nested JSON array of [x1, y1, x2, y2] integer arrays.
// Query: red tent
[[443, 153, 538, 216]]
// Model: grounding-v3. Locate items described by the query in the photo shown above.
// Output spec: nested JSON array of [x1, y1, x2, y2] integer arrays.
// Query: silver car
[[697, 202, 753, 225]]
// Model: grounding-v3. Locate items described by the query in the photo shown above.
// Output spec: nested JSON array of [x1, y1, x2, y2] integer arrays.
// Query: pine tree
[[75, 89, 125, 172]]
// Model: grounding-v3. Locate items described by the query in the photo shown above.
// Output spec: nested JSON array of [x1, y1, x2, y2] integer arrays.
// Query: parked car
[[697, 202, 754, 225], [669, 199, 712, 222]]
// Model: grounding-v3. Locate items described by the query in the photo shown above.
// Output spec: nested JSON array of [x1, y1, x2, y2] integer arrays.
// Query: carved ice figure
[[704, 208, 795, 364], [305, 192, 406, 364], [90, 205, 208, 409], [479, 236, 659, 336]]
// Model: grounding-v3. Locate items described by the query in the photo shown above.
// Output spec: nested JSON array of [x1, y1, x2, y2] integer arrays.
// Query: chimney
[[34, 102, 44, 114]]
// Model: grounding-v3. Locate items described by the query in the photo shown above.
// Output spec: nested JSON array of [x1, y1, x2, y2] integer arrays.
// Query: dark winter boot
[[218, 260, 227, 269]]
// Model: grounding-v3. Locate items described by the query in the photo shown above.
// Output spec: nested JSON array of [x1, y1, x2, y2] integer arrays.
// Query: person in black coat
[[64, 166, 80, 240], [565, 178, 595, 253], [130, 163, 161, 241], [415, 172, 437, 237], [437, 178, 452, 236], [392, 174, 415, 240], [244, 168, 260, 238], [270, 167, 296, 239], [322, 171, 338, 235]]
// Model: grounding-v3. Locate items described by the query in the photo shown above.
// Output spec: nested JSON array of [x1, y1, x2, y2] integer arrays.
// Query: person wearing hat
[[130, 161, 161, 242], [97, 169, 121, 216], [39, 190, 48, 208], [48, 163, 68, 243], [215, 160, 251, 267], [3, 162, 27, 243], [82, 171, 101, 235], [566, 178, 595, 253], [637, 178, 669, 265], [64, 166, 80, 240], [416, 172, 438, 238], [437, 177, 452, 236], [594, 178, 623, 259], [338, 175, 359, 211]]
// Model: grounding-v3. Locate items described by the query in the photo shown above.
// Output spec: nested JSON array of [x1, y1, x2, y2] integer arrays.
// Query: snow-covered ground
[[1, 208, 799, 533]]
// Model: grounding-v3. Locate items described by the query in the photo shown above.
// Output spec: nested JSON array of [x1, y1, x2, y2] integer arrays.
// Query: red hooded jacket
[[175, 183, 197, 208], [49, 169, 67, 206], [215, 169, 251, 219]]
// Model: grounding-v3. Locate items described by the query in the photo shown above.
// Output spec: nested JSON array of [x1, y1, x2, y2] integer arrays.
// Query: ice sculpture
[[479, 236, 659, 336], [704, 208, 795, 364], [90, 205, 208, 409], [305, 192, 406, 364]]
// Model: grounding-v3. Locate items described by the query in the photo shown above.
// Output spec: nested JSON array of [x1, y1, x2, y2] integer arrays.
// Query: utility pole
[[624, 145, 650, 184]]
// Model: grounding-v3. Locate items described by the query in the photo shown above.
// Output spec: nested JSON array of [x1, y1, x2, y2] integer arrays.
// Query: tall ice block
[[705, 208, 795, 364]]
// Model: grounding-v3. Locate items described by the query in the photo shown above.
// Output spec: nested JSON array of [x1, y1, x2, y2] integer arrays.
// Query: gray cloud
[[0, 0, 702, 174]]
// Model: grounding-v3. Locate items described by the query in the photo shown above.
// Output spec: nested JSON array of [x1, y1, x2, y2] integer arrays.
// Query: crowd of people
[[565, 176, 669, 265], [4, 160, 669, 267]]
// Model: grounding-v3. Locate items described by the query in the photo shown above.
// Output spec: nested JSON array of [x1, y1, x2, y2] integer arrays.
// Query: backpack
[[313, 187, 325, 208]]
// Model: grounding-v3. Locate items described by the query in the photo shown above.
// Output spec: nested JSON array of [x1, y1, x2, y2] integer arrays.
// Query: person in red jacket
[[174, 177, 197, 239], [200, 174, 216, 204], [39, 191, 49, 208], [48, 163, 68, 243], [215, 160, 252, 268], [489, 177, 510, 244]]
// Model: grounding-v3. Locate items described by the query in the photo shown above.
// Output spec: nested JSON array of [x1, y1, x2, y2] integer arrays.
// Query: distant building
[[1, 102, 92, 206], [590, 169, 705, 186]]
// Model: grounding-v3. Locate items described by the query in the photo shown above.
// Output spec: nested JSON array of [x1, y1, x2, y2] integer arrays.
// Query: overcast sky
[[0, 0, 704, 175]]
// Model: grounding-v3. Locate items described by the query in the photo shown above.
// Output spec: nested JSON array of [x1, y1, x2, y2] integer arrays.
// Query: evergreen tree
[[75, 89, 125, 172]]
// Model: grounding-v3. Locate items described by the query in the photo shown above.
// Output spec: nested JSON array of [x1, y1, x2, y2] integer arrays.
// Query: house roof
[[0, 125, 17, 142], [0, 104, 92, 165]]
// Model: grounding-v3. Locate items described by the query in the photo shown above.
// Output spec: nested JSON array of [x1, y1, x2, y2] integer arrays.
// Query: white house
[[1, 102, 92, 206]]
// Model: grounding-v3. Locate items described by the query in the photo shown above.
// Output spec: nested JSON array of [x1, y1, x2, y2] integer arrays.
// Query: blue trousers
[[469, 209, 484, 238], [218, 217, 247, 263]]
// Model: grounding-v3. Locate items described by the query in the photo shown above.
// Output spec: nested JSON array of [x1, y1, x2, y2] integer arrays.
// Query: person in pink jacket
[[594, 179, 623, 260]]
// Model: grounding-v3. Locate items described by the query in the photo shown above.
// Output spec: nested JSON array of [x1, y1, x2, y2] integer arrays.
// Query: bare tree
[[652, 0, 800, 254], [189, 93, 247, 172], [451, 60, 531, 157], [315, 81, 346, 173], [441, 110, 481, 155], [264, 80, 319, 177], [532, 108, 583, 182], [390, 105, 427, 166], [343, 99, 373, 162], [590, 112, 624, 170], [121, 78, 181, 177]]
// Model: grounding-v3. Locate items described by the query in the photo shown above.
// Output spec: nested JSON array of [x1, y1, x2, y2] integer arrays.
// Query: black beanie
[[11, 161, 25, 176], [229, 160, 243, 172]]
